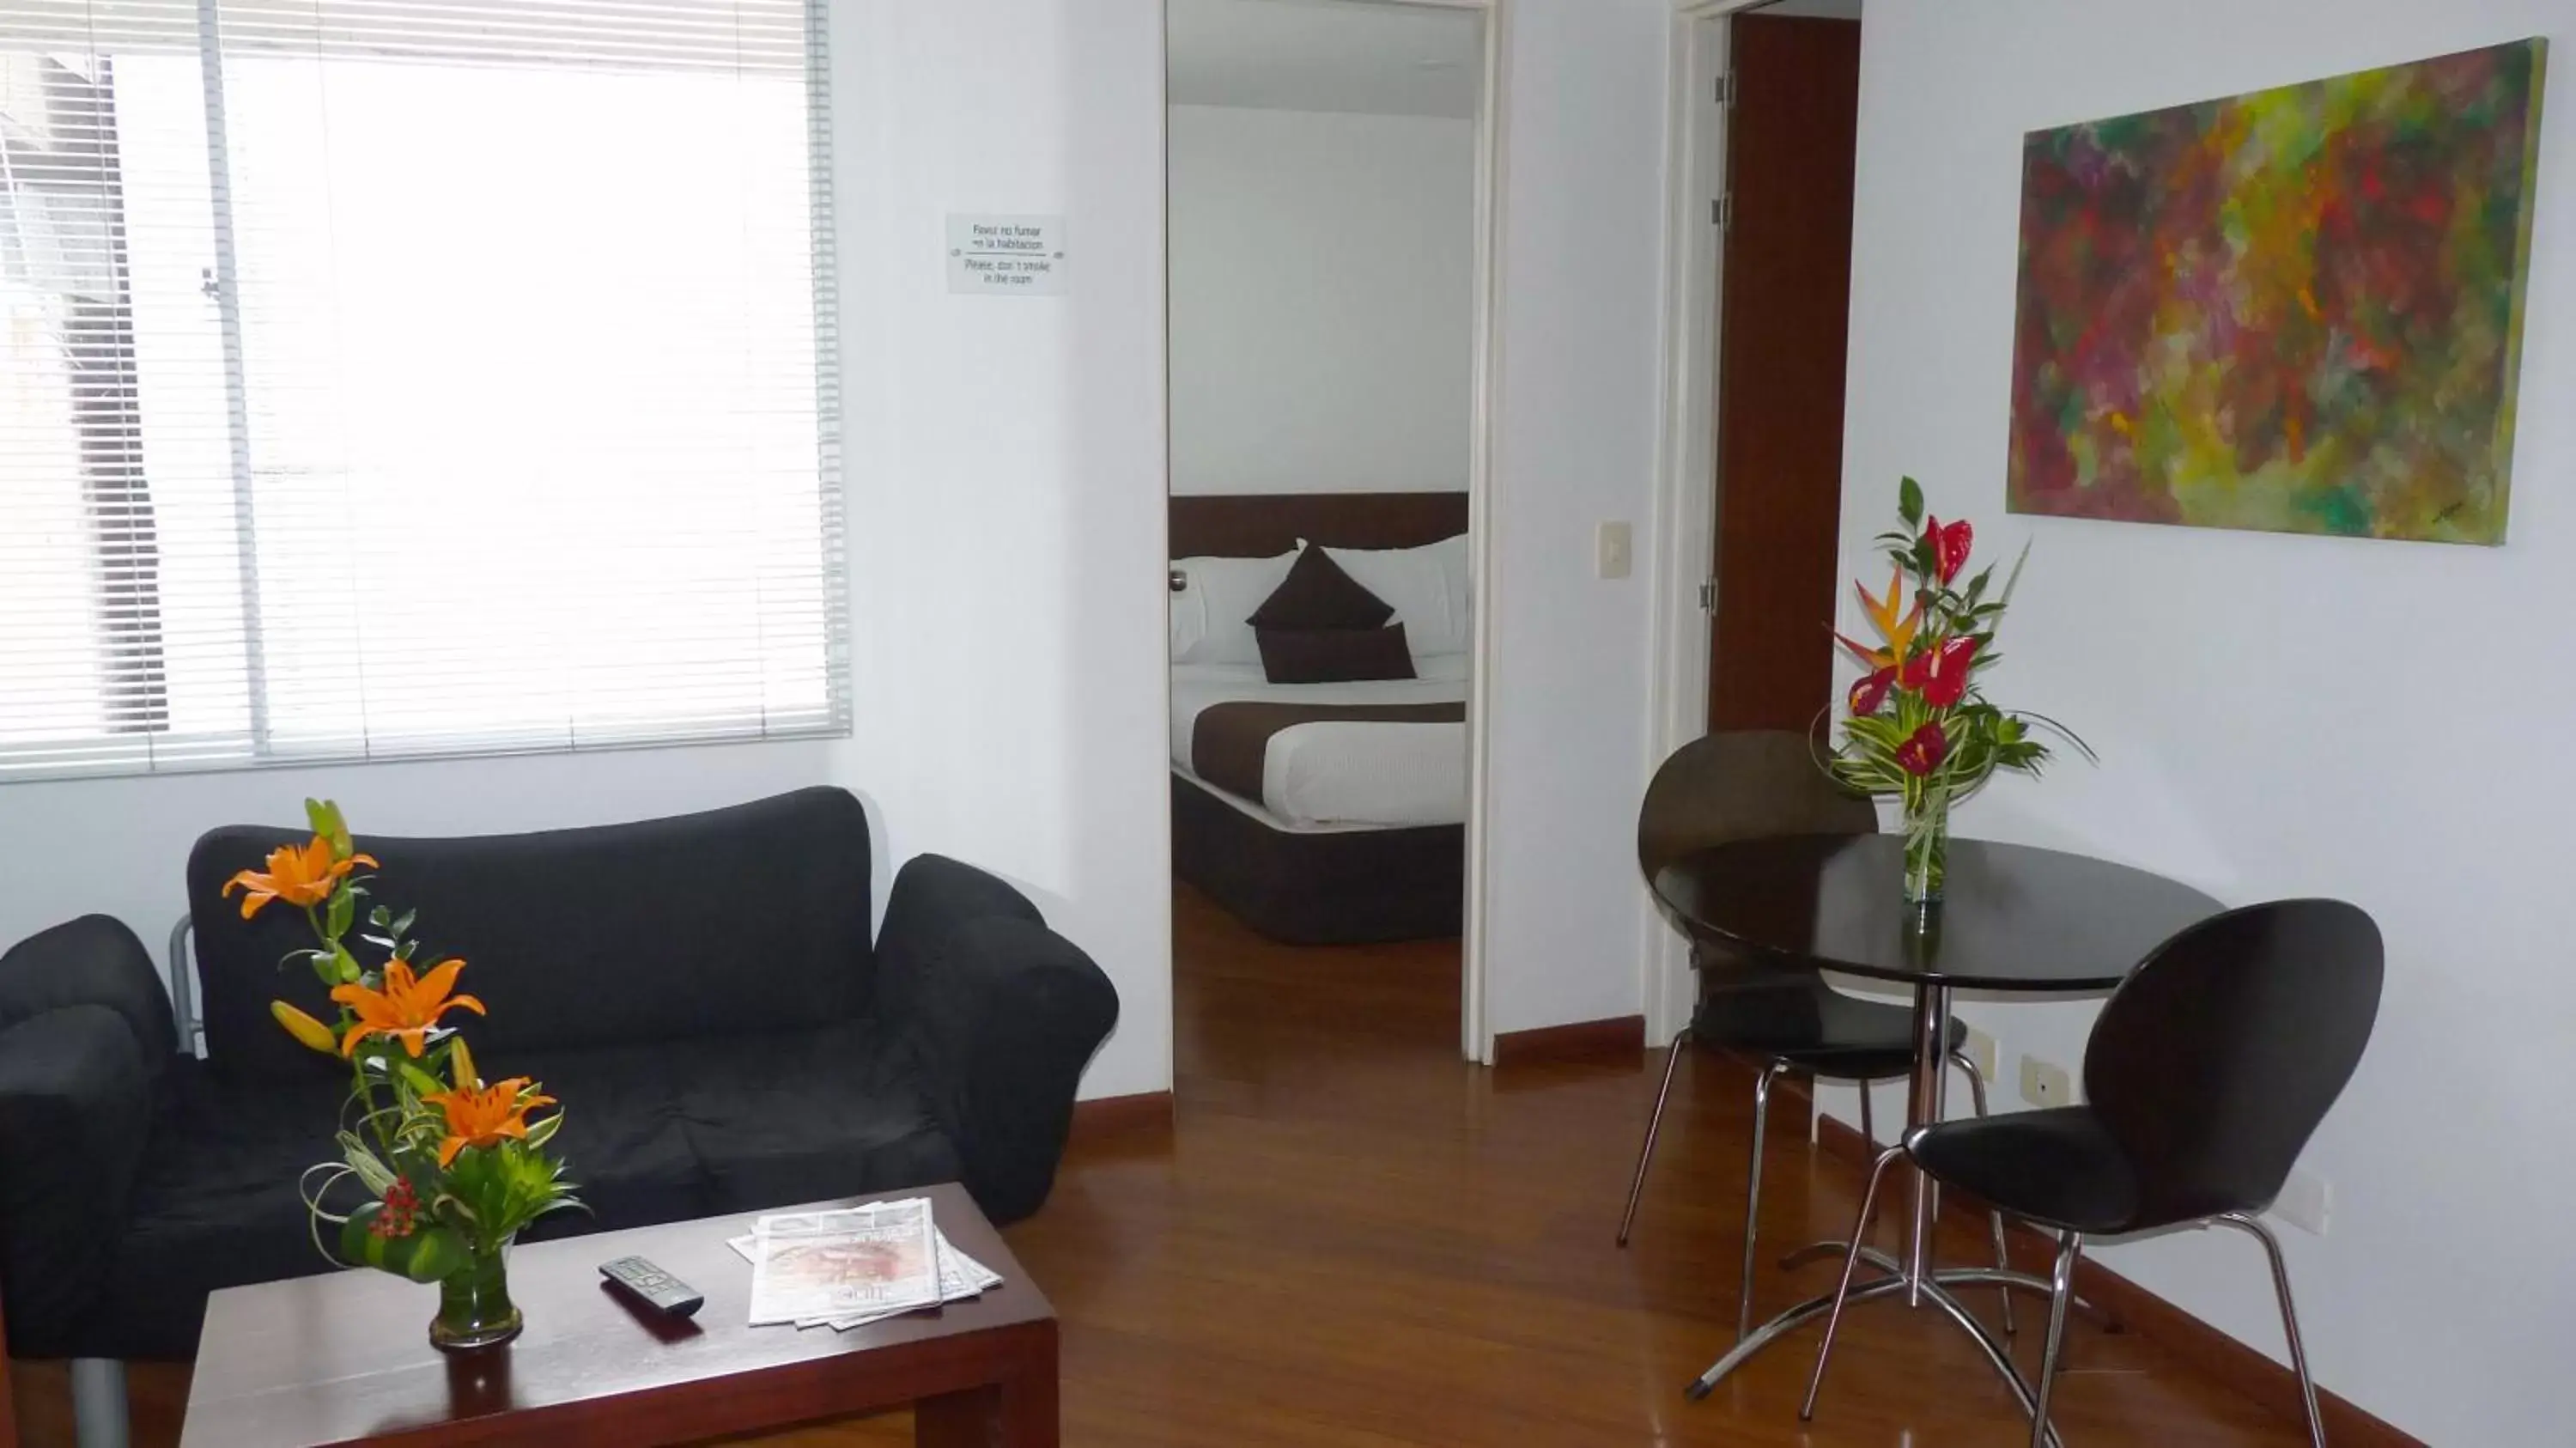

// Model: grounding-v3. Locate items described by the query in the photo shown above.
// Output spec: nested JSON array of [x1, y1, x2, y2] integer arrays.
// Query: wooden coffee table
[[179, 1182, 1055, 1447]]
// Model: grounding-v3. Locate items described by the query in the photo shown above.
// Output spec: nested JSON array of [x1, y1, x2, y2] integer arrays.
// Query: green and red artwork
[[2006, 40, 2546, 545]]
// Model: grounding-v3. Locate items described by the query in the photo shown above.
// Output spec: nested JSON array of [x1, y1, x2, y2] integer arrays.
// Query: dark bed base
[[1171, 773, 1463, 945]]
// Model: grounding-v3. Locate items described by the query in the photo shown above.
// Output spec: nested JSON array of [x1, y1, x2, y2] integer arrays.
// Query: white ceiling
[[1167, 0, 1483, 121]]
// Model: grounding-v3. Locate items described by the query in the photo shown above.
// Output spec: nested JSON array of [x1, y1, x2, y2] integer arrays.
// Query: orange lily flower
[[1836, 566, 1922, 670], [222, 835, 379, 919], [330, 958, 485, 1058], [422, 1077, 555, 1167]]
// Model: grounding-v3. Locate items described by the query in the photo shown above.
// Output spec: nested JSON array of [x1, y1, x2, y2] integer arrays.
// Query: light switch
[[1595, 520, 1633, 580]]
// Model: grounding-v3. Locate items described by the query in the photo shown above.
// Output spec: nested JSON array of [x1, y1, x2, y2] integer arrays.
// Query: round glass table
[[1649, 832, 2222, 1439]]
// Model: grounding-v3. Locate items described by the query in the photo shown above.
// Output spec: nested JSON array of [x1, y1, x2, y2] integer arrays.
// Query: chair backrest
[[1639, 732, 1874, 1007], [1637, 730, 1874, 883], [186, 788, 877, 1080], [2083, 898, 2383, 1228]]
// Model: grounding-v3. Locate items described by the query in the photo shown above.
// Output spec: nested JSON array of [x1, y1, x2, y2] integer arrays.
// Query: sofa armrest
[[877, 857, 1119, 1223], [0, 1005, 155, 1358], [0, 915, 179, 1068]]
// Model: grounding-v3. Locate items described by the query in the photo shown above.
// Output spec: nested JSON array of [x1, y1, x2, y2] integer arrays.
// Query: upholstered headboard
[[1169, 491, 1470, 559]]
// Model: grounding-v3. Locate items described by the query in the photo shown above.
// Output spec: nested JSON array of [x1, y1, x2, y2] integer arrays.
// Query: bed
[[1170, 492, 1470, 945]]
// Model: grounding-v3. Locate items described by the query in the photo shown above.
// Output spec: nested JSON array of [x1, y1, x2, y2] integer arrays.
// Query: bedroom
[[1163, 0, 1485, 1040]]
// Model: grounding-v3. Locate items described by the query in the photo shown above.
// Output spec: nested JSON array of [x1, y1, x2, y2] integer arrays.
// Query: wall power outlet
[[2273, 1167, 2332, 1235], [2018, 1054, 2072, 1108], [1961, 1026, 1998, 1083]]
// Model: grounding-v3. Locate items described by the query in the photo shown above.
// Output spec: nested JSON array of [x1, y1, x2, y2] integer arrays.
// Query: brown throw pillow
[[1246, 545, 1394, 631], [1257, 624, 1418, 684]]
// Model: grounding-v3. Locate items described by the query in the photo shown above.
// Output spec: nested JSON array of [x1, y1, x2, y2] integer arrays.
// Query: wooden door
[[1705, 13, 1862, 734]]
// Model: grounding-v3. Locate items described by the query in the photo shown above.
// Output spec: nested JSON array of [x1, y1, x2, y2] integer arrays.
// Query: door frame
[[1640, 0, 1802, 1046], [1444, 0, 1505, 1064], [1159, 0, 1509, 1065], [1334, 0, 1506, 1065]]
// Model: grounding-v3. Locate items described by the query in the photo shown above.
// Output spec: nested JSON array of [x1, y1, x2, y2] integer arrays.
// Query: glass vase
[[1901, 786, 1949, 908], [429, 1238, 521, 1353]]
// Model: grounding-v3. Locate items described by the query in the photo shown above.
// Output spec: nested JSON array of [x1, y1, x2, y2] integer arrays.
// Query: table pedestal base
[[1685, 1260, 2066, 1448], [1680, 980, 2069, 1448]]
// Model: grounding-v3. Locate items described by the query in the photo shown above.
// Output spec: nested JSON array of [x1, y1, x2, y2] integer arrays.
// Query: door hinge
[[1716, 70, 1737, 108], [1698, 581, 1717, 611], [1713, 192, 1734, 231]]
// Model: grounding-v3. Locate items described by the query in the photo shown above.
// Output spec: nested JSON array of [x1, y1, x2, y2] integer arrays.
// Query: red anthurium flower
[[1897, 635, 1979, 709], [1894, 721, 1948, 776], [1923, 516, 1973, 585], [1847, 666, 1896, 717]]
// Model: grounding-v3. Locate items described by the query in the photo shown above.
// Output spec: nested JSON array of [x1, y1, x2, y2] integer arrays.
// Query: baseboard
[[1491, 1013, 1645, 1068], [1068, 1090, 1175, 1144], [1811, 1110, 2422, 1448]]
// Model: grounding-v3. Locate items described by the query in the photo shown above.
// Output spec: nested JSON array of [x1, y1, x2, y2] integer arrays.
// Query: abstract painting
[[2006, 40, 2546, 545]]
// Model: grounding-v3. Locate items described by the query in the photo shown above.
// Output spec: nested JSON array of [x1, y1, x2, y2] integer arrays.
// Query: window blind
[[0, 1, 844, 780]]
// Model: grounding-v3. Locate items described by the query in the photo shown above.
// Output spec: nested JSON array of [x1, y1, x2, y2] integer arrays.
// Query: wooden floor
[[25, 884, 2310, 1446]]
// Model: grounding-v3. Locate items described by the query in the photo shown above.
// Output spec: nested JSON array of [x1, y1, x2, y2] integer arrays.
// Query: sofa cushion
[[82, 1020, 957, 1361], [671, 1019, 962, 1212], [89, 1061, 350, 1360], [187, 788, 877, 1080]]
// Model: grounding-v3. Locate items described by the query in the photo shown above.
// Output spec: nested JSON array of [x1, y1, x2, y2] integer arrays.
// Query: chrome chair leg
[[1950, 1048, 2017, 1336], [1798, 1141, 1905, 1421], [2027, 1232, 2083, 1448], [1737, 1059, 1787, 1340], [2218, 1211, 2327, 1448], [1617, 1026, 1691, 1247], [1857, 1075, 1875, 1148]]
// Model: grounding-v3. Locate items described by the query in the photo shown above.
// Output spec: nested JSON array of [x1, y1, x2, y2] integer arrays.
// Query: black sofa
[[0, 787, 1119, 1363]]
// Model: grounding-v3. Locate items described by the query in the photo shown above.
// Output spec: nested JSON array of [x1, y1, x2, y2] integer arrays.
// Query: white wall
[[0, 0, 1677, 1098], [1478, 0, 1673, 1040], [0, 0, 1176, 1104], [1832, 3, 2574, 1440], [828, 0, 1172, 1100], [1167, 103, 1474, 496]]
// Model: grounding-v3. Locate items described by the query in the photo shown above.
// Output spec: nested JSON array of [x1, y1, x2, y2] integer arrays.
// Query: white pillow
[[1170, 551, 1297, 665], [1321, 533, 1473, 657]]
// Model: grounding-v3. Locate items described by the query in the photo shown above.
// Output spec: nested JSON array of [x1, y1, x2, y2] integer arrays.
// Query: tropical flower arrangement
[[233, 800, 578, 1351], [1828, 478, 2088, 904]]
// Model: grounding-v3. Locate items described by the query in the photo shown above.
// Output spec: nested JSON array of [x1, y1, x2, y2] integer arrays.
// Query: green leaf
[[337, 1207, 466, 1281], [368, 904, 392, 928], [304, 799, 354, 860], [332, 942, 362, 983], [1996, 538, 2032, 606], [337, 1133, 401, 1196], [392, 910, 416, 939], [1899, 476, 1923, 526], [395, 1060, 446, 1098], [325, 885, 355, 942]]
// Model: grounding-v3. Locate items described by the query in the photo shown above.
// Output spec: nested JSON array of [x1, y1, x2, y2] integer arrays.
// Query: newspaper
[[744, 1198, 943, 1327], [732, 1202, 1003, 1330]]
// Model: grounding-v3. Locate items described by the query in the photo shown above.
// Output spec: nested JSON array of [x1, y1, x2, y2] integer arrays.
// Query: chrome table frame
[[1682, 980, 2074, 1448]]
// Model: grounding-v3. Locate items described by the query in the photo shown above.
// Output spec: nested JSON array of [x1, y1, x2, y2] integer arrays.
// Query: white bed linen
[[1170, 658, 1467, 830]]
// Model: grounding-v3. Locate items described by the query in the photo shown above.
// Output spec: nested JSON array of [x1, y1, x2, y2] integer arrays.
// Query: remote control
[[598, 1255, 704, 1318]]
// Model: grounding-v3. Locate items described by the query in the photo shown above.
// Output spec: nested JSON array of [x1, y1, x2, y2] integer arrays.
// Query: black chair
[[1801, 898, 2383, 1448], [1619, 731, 2013, 1340]]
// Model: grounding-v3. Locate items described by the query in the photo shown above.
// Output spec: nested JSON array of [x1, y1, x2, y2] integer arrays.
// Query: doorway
[[1643, 0, 1865, 1037], [1161, 0, 1501, 1074], [1704, 6, 1862, 734]]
